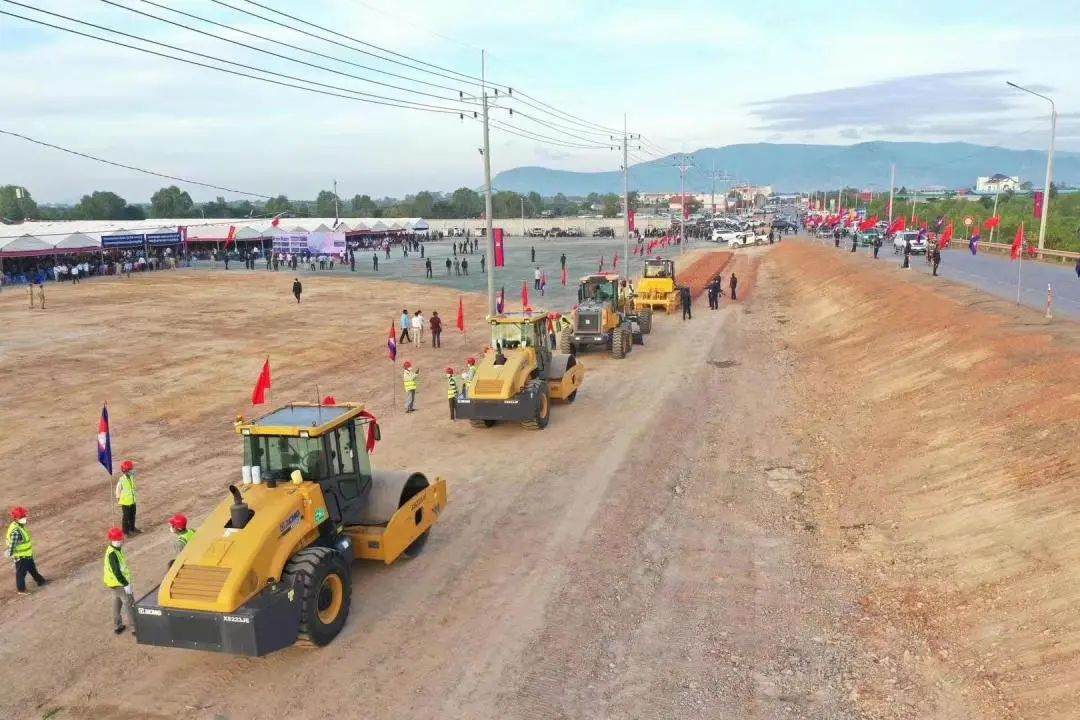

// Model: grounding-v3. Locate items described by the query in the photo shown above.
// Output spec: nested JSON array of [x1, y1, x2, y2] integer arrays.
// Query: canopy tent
[[0, 234, 56, 257], [54, 232, 100, 251]]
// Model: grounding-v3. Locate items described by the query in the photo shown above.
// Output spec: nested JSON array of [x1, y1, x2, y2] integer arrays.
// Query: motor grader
[[133, 402, 446, 656], [557, 272, 648, 359], [635, 257, 680, 314], [456, 310, 584, 430]]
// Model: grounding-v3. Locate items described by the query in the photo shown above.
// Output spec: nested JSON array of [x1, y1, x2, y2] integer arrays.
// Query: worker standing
[[292, 278, 302, 304], [115, 460, 140, 536], [425, 258, 433, 278], [446, 368, 459, 420], [460, 357, 476, 399], [6, 506, 46, 594], [931, 244, 942, 277], [729, 273, 739, 302], [168, 514, 195, 555], [531, 246, 536, 262], [373, 253, 379, 271], [403, 361, 419, 413], [680, 286, 692, 320], [104, 527, 135, 635]]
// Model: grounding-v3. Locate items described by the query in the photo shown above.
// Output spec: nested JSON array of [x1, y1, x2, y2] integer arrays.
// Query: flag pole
[[1016, 234, 1024, 305]]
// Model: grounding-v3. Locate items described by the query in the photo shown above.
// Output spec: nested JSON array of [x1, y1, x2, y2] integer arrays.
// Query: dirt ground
[[0, 241, 1075, 718]]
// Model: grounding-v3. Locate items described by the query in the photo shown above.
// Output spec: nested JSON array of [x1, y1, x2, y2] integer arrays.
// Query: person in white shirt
[[70, 264, 80, 284], [410, 311, 422, 347]]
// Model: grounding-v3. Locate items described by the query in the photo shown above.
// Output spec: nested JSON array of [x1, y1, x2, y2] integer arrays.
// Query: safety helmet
[[107, 527, 125, 542], [120, 459, 135, 473], [467, 357, 476, 366], [10, 506, 27, 520], [168, 514, 188, 531], [403, 361, 413, 369], [446, 368, 455, 375]]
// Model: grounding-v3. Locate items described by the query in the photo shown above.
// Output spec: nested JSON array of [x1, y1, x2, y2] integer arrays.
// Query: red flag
[[858, 216, 878, 232], [1010, 223, 1024, 261], [560, 266, 567, 286], [1034, 191, 1044, 218], [251, 358, 271, 405], [913, 214, 919, 228], [939, 223, 954, 249], [493, 228, 505, 267], [613, 252, 619, 269], [225, 225, 237, 249], [888, 218, 906, 234], [456, 297, 465, 332], [984, 216, 1001, 231], [271, 216, 281, 228], [628, 208, 636, 231], [920, 220, 928, 232], [521, 281, 529, 309]]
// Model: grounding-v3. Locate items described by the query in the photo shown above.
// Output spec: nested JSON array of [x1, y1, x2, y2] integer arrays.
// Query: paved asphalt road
[[800, 233, 1080, 319]]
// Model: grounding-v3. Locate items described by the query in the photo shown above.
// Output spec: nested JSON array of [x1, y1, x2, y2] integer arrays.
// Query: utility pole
[[672, 153, 694, 254], [480, 50, 496, 316], [888, 164, 895, 226], [989, 190, 1000, 244], [333, 179, 339, 224], [704, 166, 732, 215], [613, 116, 641, 281], [1007, 82, 1056, 251]]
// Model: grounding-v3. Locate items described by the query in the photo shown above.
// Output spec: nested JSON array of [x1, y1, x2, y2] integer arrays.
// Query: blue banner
[[101, 233, 145, 248], [146, 231, 181, 246]]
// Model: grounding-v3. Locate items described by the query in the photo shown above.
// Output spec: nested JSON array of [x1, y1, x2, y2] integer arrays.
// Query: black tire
[[469, 419, 497, 428], [623, 326, 634, 354], [521, 379, 550, 430], [557, 327, 574, 355], [284, 546, 351, 647], [399, 474, 431, 558], [638, 308, 653, 334], [565, 390, 577, 403], [612, 325, 626, 359]]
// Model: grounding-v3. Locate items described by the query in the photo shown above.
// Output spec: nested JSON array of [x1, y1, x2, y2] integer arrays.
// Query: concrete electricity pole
[[704, 167, 732, 215], [1007, 81, 1056, 251], [520, 196, 525, 237], [613, 116, 641, 281], [888, 164, 895, 226], [672, 153, 694, 254], [480, 50, 496, 316]]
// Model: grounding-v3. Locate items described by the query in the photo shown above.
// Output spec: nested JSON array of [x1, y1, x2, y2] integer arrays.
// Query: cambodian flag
[[387, 323, 397, 361], [969, 228, 981, 256], [98, 404, 113, 475]]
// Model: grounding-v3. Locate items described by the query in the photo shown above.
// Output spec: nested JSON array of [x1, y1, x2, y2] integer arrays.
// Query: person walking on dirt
[[680, 286, 692, 320], [833, 228, 841, 248], [411, 311, 423, 347], [103, 527, 135, 634], [425, 258, 433, 278], [850, 234, 858, 253], [902, 237, 912, 269], [873, 235, 882, 259], [399, 309, 412, 344], [115, 460, 140, 536], [446, 368, 459, 420], [931, 245, 942, 276], [768, 229, 775, 245], [6, 506, 46, 594], [292, 278, 302, 303], [729, 273, 739, 302], [430, 310, 443, 348], [402, 361, 419, 413]]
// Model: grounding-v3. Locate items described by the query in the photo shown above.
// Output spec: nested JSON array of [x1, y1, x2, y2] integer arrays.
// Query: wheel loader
[[635, 257, 681, 314], [556, 272, 648, 359], [133, 401, 447, 656], [456, 310, 584, 430]]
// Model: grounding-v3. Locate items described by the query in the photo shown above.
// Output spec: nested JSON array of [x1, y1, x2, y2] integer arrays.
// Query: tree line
[[1, 184, 639, 224]]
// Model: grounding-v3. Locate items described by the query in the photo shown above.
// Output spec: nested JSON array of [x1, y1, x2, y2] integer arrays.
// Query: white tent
[[233, 226, 264, 240], [54, 232, 100, 250], [0, 234, 54, 256]]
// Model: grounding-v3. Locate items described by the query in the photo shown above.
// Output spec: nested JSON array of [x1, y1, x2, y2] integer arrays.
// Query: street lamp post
[[1007, 81, 1056, 251]]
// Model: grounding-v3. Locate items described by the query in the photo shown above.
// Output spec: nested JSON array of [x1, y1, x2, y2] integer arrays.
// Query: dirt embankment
[[772, 242, 1080, 719]]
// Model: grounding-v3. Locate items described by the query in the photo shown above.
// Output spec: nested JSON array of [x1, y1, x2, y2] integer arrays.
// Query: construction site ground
[[0, 239, 1076, 719]]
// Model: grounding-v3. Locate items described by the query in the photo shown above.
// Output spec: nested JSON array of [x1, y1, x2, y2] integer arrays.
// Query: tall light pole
[[1007, 81, 1056, 251]]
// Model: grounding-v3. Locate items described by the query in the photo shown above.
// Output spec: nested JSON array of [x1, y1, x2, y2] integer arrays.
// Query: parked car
[[892, 231, 926, 255], [592, 226, 615, 237], [526, 227, 546, 237], [712, 229, 746, 244], [448, 226, 465, 237], [858, 229, 881, 247], [563, 227, 583, 237], [772, 219, 798, 232]]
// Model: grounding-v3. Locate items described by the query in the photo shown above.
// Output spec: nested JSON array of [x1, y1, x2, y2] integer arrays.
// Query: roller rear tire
[[521, 380, 550, 430], [284, 546, 351, 647], [638, 308, 653, 334]]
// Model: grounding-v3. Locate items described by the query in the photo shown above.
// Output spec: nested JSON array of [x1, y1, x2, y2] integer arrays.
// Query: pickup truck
[[592, 226, 615, 237], [892, 231, 926, 255], [526, 227, 546, 237]]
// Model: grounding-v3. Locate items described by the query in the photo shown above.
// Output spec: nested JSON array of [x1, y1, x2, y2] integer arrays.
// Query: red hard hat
[[446, 367, 455, 375], [467, 357, 476, 365], [321, 396, 336, 405], [168, 514, 188, 531], [107, 527, 125, 542], [403, 360, 412, 369], [120, 459, 135, 473], [10, 506, 27, 520]]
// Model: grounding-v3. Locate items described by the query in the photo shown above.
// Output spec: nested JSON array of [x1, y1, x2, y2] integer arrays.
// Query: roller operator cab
[[456, 311, 585, 430], [557, 273, 649, 359], [133, 402, 447, 656], [635, 257, 681, 313]]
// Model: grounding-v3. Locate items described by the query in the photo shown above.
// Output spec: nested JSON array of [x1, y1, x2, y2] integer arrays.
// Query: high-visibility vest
[[461, 367, 475, 385], [176, 528, 195, 551], [403, 370, 418, 391], [447, 376, 459, 399], [117, 472, 136, 506], [103, 545, 131, 588], [6, 522, 32, 559]]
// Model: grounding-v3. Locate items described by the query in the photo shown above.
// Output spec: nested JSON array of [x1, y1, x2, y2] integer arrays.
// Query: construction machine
[[133, 402, 447, 656], [635, 257, 680, 314], [456, 310, 584, 430], [557, 273, 648, 359]]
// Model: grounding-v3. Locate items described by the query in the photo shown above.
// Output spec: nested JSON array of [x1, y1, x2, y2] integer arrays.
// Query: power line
[[0, 129, 273, 198], [0, 3, 471, 115], [504, 108, 617, 145], [487, 119, 610, 150]]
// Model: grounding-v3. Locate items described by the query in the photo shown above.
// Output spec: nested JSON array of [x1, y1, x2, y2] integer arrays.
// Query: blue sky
[[1, 0, 1078, 202]]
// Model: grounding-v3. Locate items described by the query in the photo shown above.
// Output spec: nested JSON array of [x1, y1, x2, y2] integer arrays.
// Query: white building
[[976, 174, 1020, 194]]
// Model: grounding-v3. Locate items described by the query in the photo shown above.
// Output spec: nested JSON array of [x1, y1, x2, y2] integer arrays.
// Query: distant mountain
[[493, 142, 1080, 195]]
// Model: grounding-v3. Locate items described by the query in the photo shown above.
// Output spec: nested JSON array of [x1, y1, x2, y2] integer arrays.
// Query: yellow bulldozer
[[557, 272, 649, 358], [635, 257, 680, 313], [456, 310, 585, 430], [133, 401, 447, 656]]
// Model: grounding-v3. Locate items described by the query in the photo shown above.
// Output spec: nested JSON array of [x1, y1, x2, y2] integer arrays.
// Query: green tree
[[583, 193, 600, 212], [410, 191, 436, 217], [315, 190, 340, 217], [149, 185, 195, 218], [0, 185, 40, 222], [601, 193, 620, 218], [73, 191, 143, 220], [627, 190, 640, 210], [266, 195, 292, 216], [526, 191, 544, 217], [450, 187, 481, 218], [349, 194, 378, 216]]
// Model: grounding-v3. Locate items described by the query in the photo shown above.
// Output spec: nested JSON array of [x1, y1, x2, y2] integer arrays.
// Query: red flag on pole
[[387, 324, 397, 361], [493, 228, 505, 267], [225, 225, 237, 249], [939, 223, 954, 249], [888, 217, 906, 234], [613, 252, 619, 269], [251, 358, 271, 405], [560, 266, 567, 286], [521, 281, 529, 308], [456, 297, 465, 332], [984, 216, 1001, 231], [271, 216, 281, 228], [1034, 191, 1044, 218], [628, 208, 636, 231], [1011, 223, 1024, 261]]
